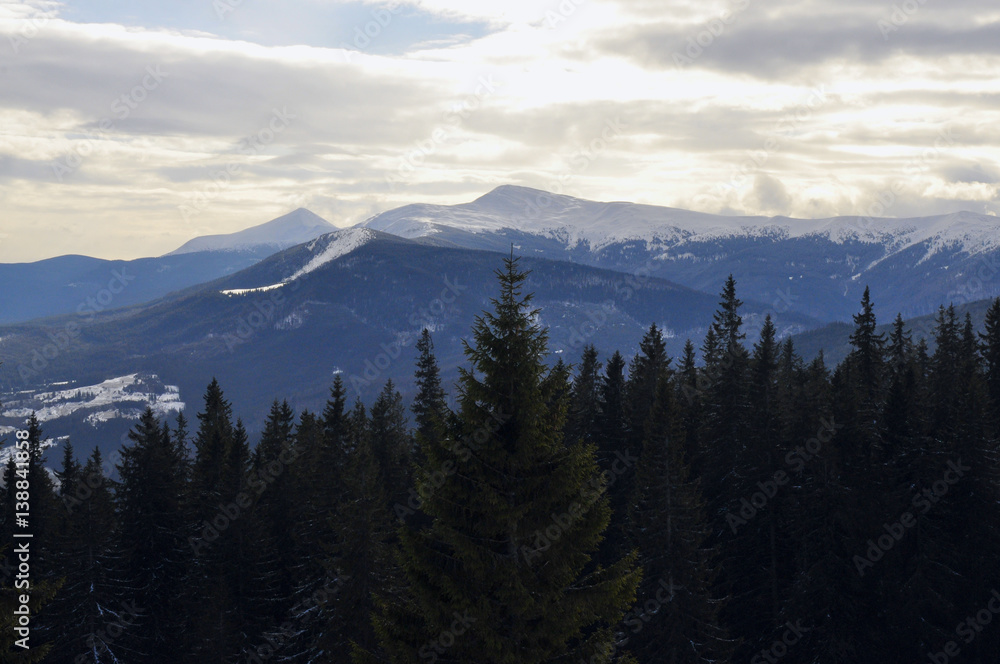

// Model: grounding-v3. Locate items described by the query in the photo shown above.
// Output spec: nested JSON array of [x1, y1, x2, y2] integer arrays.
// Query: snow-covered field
[[0, 373, 184, 427]]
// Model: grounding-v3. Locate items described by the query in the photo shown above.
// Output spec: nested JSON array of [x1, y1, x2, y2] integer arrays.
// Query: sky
[[1, 0, 999, 261]]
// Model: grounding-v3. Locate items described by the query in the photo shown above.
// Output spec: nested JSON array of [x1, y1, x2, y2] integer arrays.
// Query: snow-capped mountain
[[167, 207, 337, 256], [362, 185, 1000, 321]]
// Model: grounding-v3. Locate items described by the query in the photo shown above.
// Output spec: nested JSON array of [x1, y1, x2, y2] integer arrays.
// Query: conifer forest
[[4, 255, 1000, 664]]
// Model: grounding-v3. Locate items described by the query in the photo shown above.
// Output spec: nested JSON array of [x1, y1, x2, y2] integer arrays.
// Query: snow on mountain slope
[[219, 227, 378, 296], [361, 185, 1000, 259], [168, 208, 337, 256], [0, 373, 183, 424], [290, 228, 378, 280]]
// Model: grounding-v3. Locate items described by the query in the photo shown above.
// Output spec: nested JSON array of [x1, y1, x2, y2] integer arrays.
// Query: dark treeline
[[3, 257, 1000, 664]]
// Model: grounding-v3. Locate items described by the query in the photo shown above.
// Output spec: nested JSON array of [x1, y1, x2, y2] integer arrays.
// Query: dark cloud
[[592, 3, 1000, 79]]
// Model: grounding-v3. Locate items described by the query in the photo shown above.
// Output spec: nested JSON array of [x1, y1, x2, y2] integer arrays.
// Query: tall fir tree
[[46, 448, 121, 664], [627, 370, 730, 663], [115, 407, 189, 664], [412, 329, 450, 458], [362, 254, 640, 664], [980, 297, 1000, 432], [567, 344, 603, 449]]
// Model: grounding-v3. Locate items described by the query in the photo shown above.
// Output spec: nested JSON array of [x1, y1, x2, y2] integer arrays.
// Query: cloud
[[1, 0, 999, 261]]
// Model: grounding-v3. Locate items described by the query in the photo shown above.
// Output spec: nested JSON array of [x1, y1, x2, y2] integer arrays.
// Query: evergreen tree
[[627, 371, 730, 663], [718, 316, 789, 659], [253, 400, 300, 620], [412, 329, 450, 458], [281, 381, 353, 664], [362, 255, 640, 664], [699, 276, 750, 510], [980, 298, 1000, 431], [677, 339, 703, 467], [46, 448, 121, 664], [592, 350, 629, 571], [115, 407, 189, 664], [568, 345, 602, 449], [369, 380, 413, 510]]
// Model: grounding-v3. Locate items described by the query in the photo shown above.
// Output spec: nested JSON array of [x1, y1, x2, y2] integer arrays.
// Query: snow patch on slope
[[1, 374, 183, 425], [289, 227, 377, 281], [219, 228, 377, 296], [221, 283, 287, 297]]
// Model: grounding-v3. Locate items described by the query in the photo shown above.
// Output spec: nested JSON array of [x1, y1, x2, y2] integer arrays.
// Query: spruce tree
[[362, 254, 640, 664], [718, 316, 789, 659], [253, 399, 300, 620], [369, 380, 413, 510], [568, 344, 603, 449], [592, 350, 629, 571], [699, 276, 750, 510], [46, 448, 121, 664], [413, 329, 450, 459], [115, 407, 189, 664], [282, 381, 353, 663], [980, 298, 1000, 431], [627, 371, 730, 663]]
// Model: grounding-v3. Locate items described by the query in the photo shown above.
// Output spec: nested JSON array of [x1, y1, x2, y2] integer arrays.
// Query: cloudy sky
[[1, 0, 999, 261]]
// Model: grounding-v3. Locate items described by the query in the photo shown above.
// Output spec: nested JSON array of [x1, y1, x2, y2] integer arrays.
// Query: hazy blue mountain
[[0, 208, 336, 325], [0, 228, 818, 457]]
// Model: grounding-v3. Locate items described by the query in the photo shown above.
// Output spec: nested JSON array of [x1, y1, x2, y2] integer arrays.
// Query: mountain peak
[[167, 209, 337, 256], [473, 184, 577, 207]]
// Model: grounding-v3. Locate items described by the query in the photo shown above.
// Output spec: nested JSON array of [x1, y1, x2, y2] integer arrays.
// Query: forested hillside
[[4, 256, 1000, 664]]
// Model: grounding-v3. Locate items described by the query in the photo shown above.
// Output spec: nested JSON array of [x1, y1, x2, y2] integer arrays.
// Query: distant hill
[[792, 295, 1000, 365], [0, 209, 335, 325]]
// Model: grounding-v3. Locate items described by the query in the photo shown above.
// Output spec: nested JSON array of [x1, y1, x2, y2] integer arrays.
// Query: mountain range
[[362, 185, 1000, 321], [2, 185, 999, 457]]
